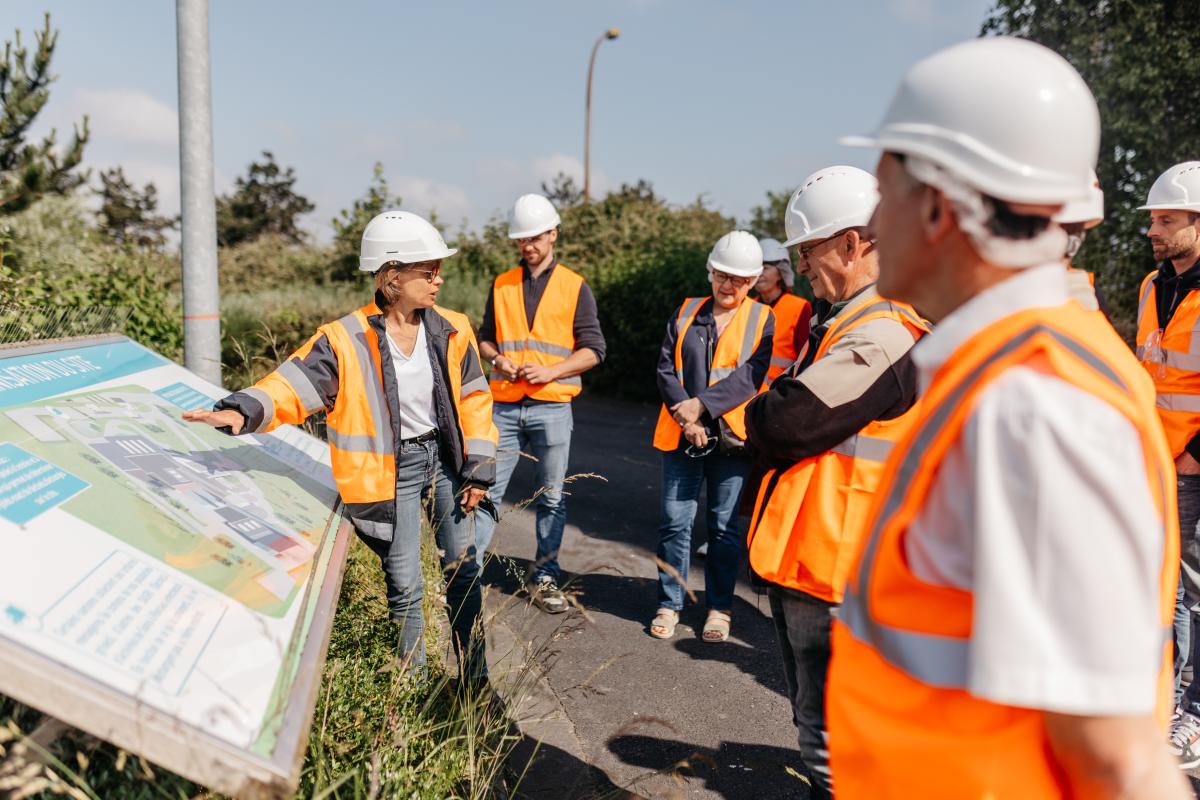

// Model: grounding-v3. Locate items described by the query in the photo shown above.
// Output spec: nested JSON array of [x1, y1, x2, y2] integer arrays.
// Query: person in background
[[1054, 168, 1112, 319], [697, 237, 812, 559], [756, 237, 813, 382], [649, 231, 774, 643], [827, 37, 1185, 798], [743, 165, 928, 798], [184, 210, 498, 687], [475, 193, 606, 614], [1134, 161, 1200, 767]]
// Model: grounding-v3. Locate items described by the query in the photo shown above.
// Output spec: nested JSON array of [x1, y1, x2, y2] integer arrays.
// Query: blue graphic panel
[[0, 443, 89, 525], [154, 382, 217, 411]]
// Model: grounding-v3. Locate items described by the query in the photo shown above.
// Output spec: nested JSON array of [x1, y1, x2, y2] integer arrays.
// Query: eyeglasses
[[684, 437, 718, 458], [796, 236, 839, 261], [383, 261, 442, 282], [515, 231, 552, 246], [711, 271, 754, 289]]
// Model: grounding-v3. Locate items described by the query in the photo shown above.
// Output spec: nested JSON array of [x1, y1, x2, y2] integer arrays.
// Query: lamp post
[[176, 0, 221, 386], [584, 27, 619, 203]]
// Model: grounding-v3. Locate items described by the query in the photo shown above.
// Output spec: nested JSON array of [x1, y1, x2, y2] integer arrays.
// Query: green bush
[[1, 194, 183, 358]]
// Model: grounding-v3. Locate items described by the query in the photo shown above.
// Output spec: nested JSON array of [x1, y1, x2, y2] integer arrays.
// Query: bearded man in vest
[[1135, 161, 1200, 765], [475, 193, 606, 613], [742, 166, 927, 798], [826, 38, 1186, 798]]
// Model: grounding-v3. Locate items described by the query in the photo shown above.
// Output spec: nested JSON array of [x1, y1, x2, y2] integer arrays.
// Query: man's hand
[[1177, 451, 1200, 475], [682, 422, 709, 449], [492, 355, 520, 382], [518, 363, 560, 385], [182, 408, 245, 435], [461, 486, 488, 512], [671, 397, 705, 428]]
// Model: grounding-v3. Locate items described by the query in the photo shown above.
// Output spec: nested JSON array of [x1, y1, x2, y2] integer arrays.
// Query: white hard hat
[[708, 231, 764, 278], [359, 209, 457, 272], [507, 193, 562, 239], [782, 166, 879, 247], [841, 37, 1100, 205], [1053, 169, 1104, 228], [1138, 162, 1200, 212], [758, 238, 791, 264]]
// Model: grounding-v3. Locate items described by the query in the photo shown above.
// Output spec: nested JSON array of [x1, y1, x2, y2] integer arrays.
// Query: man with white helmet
[[1133, 161, 1200, 765], [825, 37, 1184, 797], [755, 237, 812, 383], [741, 166, 927, 798], [475, 193, 606, 613], [1054, 169, 1112, 318]]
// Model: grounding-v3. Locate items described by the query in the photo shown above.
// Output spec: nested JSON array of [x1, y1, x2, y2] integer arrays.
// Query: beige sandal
[[649, 608, 679, 639], [702, 609, 731, 642]]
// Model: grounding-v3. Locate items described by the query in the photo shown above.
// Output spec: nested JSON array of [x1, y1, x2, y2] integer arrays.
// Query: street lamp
[[584, 27, 619, 203]]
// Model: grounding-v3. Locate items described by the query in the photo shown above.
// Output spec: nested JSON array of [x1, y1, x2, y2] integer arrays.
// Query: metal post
[[584, 28, 619, 203], [176, 0, 222, 386]]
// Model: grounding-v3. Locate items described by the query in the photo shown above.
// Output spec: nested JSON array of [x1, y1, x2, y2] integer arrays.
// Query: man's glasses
[[711, 271, 754, 289], [684, 436, 718, 458], [515, 231, 552, 247]]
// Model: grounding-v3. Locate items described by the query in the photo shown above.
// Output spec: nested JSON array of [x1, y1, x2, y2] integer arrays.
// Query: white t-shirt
[[905, 262, 1165, 716], [385, 322, 437, 439]]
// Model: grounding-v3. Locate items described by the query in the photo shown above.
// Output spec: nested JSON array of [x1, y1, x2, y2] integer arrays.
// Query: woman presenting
[[650, 231, 774, 643], [184, 210, 498, 685]]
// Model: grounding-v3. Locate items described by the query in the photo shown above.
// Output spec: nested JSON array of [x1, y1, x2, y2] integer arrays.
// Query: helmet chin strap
[[1064, 232, 1085, 260], [904, 155, 1069, 270]]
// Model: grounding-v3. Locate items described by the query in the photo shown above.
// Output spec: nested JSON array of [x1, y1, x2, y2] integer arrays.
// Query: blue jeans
[[1177, 474, 1200, 712], [655, 448, 750, 611], [474, 401, 572, 582], [357, 436, 485, 681], [770, 588, 835, 800]]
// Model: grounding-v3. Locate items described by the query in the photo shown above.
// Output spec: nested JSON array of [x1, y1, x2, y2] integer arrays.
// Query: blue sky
[[16, 0, 994, 241]]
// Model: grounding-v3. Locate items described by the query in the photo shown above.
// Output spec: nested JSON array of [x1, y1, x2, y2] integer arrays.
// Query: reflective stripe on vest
[[332, 311, 392, 458], [652, 296, 770, 451], [1135, 271, 1200, 456], [489, 264, 585, 402], [744, 290, 927, 601]]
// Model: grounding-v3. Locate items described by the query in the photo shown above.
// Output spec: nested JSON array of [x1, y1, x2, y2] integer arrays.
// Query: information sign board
[[0, 335, 351, 798]]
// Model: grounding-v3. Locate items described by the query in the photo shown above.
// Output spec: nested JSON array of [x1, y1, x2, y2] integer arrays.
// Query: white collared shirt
[[905, 263, 1164, 715]]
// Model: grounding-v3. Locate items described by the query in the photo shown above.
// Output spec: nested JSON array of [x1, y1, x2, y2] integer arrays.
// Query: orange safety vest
[[766, 293, 812, 382], [746, 292, 928, 602], [246, 303, 498, 505], [489, 264, 585, 403], [1136, 270, 1200, 458], [652, 296, 772, 451], [828, 303, 1178, 799]]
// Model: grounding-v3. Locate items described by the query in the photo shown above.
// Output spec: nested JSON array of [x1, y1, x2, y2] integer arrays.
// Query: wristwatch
[[490, 355, 499, 368]]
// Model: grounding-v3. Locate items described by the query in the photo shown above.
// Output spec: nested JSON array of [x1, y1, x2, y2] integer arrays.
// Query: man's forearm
[[554, 348, 599, 379], [1044, 712, 1190, 799], [479, 341, 500, 363]]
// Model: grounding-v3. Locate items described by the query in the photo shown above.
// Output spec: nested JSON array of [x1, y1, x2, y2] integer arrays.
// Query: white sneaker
[[1168, 712, 1200, 769]]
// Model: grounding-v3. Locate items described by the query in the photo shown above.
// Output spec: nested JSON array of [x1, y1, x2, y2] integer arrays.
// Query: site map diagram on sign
[[0, 335, 346, 782], [1, 386, 330, 617]]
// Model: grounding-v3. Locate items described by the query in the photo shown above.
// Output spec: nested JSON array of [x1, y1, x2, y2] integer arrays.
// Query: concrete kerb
[[482, 585, 598, 797]]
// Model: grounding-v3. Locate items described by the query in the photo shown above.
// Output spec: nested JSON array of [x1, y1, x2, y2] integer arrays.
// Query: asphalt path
[[482, 395, 812, 799]]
